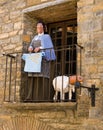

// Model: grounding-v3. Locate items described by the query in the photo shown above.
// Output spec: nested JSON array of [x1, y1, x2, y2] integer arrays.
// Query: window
[[48, 20, 77, 76]]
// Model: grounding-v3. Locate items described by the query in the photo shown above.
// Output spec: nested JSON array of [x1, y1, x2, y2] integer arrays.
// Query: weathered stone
[[93, 1, 103, 12], [0, 33, 9, 39], [98, 57, 103, 65], [14, 22, 22, 30], [3, 44, 16, 50], [77, 0, 94, 8], [18, 30, 24, 35], [14, 1, 26, 9], [95, 10, 103, 18], [98, 66, 103, 73], [3, 15, 10, 23], [0, 0, 103, 129], [11, 35, 21, 43], [10, 10, 21, 19], [0, 38, 10, 46], [2, 23, 14, 33], [0, 8, 6, 14], [94, 31, 103, 42], [9, 31, 18, 37], [93, 18, 103, 31], [15, 46, 22, 51]]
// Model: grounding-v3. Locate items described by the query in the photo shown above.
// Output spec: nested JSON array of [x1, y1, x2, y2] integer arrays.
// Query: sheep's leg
[[69, 85, 75, 101], [69, 89, 72, 100], [60, 91, 65, 101], [53, 91, 58, 101]]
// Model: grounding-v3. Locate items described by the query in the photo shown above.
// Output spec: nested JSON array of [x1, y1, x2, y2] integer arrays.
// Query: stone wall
[[0, 0, 27, 103], [77, 0, 103, 117], [0, 0, 103, 129], [0, 0, 38, 102], [0, 103, 78, 130]]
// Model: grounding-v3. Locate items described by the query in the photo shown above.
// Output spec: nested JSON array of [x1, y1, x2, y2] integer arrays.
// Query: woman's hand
[[34, 47, 40, 53], [28, 47, 33, 52]]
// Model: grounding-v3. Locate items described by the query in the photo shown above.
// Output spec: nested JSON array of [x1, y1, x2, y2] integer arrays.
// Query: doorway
[[48, 20, 77, 76]]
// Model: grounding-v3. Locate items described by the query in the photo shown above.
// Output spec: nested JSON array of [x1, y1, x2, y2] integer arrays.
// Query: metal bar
[[14, 54, 17, 102], [80, 48, 82, 75], [8, 57, 12, 102], [2, 45, 82, 55], [36, 77, 39, 101], [42, 76, 45, 101], [48, 61, 51, 101], [68, 46, 71, 75], [75, 44, 83, 49], [3, 56, 8, 101], [76, 83, 99, 107], [91, 84, 96, 107], [6, 54, 16, 58], [25, 73, 28, 100], [71, 46, 73, 75], [3, 45, 84, 103]]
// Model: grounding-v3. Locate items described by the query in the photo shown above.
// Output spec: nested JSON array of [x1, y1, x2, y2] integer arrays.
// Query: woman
[[25, 21, 56, 102]]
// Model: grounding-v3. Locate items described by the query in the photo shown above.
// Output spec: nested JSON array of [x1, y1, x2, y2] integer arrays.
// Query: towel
[[22, 52, 42, 73]]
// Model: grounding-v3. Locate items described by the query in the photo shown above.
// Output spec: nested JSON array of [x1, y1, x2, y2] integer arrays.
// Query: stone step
[[39, 117, 84, 130], [41, 120, 83, 130]]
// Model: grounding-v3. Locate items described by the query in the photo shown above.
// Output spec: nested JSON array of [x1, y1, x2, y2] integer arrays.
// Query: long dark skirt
[[25, 77, 54, 102], [24, 60, 55, 102]]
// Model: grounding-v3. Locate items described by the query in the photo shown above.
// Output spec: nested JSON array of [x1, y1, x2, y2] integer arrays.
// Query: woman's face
[[36, 23, 44, 34]]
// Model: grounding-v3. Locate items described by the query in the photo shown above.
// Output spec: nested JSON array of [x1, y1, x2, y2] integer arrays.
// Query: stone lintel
[[22, 0, 75, 13]]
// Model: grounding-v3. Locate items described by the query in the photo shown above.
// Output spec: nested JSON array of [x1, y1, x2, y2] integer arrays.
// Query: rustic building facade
[[0, 0, 103, 129]]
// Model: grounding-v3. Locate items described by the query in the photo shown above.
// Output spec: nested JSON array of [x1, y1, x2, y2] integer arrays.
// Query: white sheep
[[52, 75, 83, 101], [52, 76, 75, 101]]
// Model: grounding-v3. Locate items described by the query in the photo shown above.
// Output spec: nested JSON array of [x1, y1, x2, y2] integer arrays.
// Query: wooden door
[[48, 20, 77, 76]]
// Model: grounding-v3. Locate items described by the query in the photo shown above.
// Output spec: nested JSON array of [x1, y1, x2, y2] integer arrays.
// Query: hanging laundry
[[22, 52, 42, 73]]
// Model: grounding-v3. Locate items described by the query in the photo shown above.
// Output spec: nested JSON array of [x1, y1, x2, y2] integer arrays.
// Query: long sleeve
[[41, 34, 56, 61]]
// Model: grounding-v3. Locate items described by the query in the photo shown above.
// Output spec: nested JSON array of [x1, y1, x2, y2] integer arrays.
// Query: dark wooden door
[[48, 20, 77, 76]]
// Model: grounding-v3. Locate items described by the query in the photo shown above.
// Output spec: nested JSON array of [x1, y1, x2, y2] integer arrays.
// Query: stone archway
[[0, 116, 54, 130]]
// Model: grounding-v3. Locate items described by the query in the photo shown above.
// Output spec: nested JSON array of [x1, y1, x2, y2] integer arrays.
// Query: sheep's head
[[69, 75, 83, 85]]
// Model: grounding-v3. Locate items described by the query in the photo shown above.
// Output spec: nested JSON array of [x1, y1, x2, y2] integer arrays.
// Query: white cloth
[[22, 53, 42, 73]]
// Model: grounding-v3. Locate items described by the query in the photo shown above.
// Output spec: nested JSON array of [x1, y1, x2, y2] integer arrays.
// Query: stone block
[[15, 46, 22, 51], [78, 0, 94, 8], [2, 23, 14, 33], [94, 32, 103, 42], [93, 2, 103, 12], [0, 38, 10, 44], [93, 18, 103, 31], [11, 35, 21, 44], [14, 22, 22, 30], [27, 0, 55, 6], [3, 44, 16, 51], [88, 65, 98, 74], [22, 34, 31, 43], [98, 57, 103, 65], [10, 10, 21, 19], [9, 31, 18, 37], [0, 33, 8, 39]]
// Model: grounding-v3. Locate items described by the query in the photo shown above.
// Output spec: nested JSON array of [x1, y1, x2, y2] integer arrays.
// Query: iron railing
[[3, 44, 83, 103], [75, 82, 99, 107]]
